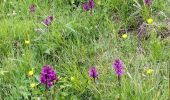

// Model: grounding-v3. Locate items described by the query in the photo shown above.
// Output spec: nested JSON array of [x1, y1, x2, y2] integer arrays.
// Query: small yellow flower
[[147, 69, 153, 75], [28, 70, 33, 76], [122, 34, 128, 39], [25, 40, 30, 44], [30, 83, 36, 88], [147, 18, 153, 24], [71, 76, 75, 82]]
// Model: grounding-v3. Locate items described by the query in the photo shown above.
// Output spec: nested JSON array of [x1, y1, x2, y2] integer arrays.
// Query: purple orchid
[[113, 59, 124, 77], [89, 66, 98, 82], [43, 16, 54, 26], [83, 3, 90, 11], [82, 0, 95, 11], [144, 0, 152, 6], [40, 65, 59, 88], [88, 0, 95, 9], [29, 4, 36, 13]]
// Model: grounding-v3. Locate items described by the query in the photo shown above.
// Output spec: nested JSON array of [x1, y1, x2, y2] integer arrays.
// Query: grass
[[0, 0, 169, 99]]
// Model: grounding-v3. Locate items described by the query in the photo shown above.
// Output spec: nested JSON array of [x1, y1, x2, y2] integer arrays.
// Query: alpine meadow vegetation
[[0, 0, 169, 99]]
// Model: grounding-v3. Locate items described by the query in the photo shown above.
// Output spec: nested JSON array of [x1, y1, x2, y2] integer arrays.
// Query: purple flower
[[82, 0, 95, 11], [88, 0, 95, 9], [40, 65, 59, 88], [43, 16, 54, 26], [83, 3, 90, 11], [29, 4, 36, 13], [144, 0, 152, 6], [89, 67, 98, 79], [113, 59, 124, 76]]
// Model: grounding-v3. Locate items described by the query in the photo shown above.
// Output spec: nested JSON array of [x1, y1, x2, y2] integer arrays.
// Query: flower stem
[[118, 75, 121, 100], [118, 75, 121, 87], [45, 84, 48, 100], [53, 85, 57, 100], [45, 90, 48, 100], [93, 77, 96, 83]]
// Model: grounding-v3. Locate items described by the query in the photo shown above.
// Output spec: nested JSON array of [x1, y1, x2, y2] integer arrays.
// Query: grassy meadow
[[0, 0, 169, 99]]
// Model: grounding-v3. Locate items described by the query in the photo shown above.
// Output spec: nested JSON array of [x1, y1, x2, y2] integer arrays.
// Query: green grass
[[0, 0, 169, 99]]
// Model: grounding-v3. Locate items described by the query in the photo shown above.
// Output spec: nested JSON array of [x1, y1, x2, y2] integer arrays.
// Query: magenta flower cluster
[[89, 66, 98, 79], [43, 16, 54, 26], [29, 4, 53, 26], [40, 65, 59, 87], [88, 59, 124, 82], [39, 59, 124, 88], [113, 59, 124, 77], [29, 4, 36, 13], [144, 0, 152, 6], [83, 0, 95, 11]]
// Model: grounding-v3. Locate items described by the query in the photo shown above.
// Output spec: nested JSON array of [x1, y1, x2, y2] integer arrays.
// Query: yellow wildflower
[[71, 76, 75, 82], [147, 18, 153, 24], [122, 34, 128, 39], [25, 40, 30, 44], [28, 70, 33, 76], [147, 69, 153, 75], [30, 83, 36, 88]]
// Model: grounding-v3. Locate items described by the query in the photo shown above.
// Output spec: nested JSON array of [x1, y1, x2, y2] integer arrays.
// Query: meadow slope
[[0, 0, 169, 99]]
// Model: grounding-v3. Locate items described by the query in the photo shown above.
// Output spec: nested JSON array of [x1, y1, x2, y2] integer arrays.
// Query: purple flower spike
[[40, 65, 59, 88], [48, 16, 53, 21], [82, 0, 95, 11], [88, 0, 95, 9], [89, 66, 98, 79], [83, 3, 90, 11], [29, 4, 36, 13], [144, 0, 152, 6], [113, 59, 124, 77], [43, 16, 54, 26]]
